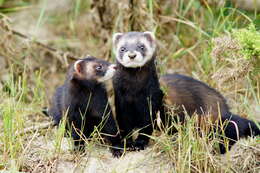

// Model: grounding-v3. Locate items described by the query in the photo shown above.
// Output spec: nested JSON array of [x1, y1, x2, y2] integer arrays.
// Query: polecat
[[160, 73, 260, 153], [112, 32, 164, 150], [46, 56, 122, 157]]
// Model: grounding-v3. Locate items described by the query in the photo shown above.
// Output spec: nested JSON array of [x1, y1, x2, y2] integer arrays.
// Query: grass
[[0, 68, 46, 170], [0, 0, 260, 172]]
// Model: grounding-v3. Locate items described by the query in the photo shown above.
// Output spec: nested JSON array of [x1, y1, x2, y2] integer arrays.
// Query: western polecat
[[160, 73, 260, 153], [112, 31, 164, 150], [46, 56, 122, 157]]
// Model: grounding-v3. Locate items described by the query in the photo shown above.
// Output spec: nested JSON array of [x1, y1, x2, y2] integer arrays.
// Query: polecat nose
[[128, 52, 136, 59]]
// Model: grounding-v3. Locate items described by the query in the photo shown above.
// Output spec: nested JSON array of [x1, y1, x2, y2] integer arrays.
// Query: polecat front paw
[[110, 146, 124, 158], [132, 140, 147, 151], [111, 149, 123, 158]]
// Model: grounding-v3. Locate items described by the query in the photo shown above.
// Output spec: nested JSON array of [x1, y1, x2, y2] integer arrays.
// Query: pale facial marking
[[97, 64, 116, 82], [85, 62, 95, 78], [119, 51, 144, 68], [113, 33, 156, 68]]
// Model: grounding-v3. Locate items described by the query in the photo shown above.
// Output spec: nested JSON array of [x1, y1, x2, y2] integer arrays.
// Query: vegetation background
[[0, 0, 259, 172]]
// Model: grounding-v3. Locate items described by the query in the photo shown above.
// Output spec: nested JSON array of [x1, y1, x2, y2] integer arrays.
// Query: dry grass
[[0, 0, 259, 172]]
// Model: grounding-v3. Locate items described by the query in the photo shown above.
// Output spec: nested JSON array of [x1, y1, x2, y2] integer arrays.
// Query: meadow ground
[[0, 0, 259, 172]]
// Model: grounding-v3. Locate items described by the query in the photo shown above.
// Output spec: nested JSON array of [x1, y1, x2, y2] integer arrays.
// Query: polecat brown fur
[[112, 31, 164, 150], [46, 56, 123, 157], [160, 73, 260, 153]]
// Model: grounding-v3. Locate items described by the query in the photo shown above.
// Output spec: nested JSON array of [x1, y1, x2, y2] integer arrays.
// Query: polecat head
[[113, 31, 156, 68], [72, 56, 117, 83]]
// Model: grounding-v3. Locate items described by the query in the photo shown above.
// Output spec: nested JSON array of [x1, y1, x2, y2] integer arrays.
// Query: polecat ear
[[143, 31, 155, 43], [113, 33, 123, 47], [74, 60, 84, 76]]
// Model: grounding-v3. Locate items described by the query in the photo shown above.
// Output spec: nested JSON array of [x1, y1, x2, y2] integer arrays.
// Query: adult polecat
[[112, 32, 164, 150], [46, 56, 122, 157], [160, 73, 260, 153]]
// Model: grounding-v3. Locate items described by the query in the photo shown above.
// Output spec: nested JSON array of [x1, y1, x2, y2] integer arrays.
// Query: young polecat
[[112, 32, 164, 150], [160, 73, 260, 153], [46, 56, 122, 157]]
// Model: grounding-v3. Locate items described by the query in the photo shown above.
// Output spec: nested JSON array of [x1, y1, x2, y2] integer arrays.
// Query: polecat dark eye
[[96, 65, 103, 70], [138, 45, 145, 50], [120, 47, 126, 52]]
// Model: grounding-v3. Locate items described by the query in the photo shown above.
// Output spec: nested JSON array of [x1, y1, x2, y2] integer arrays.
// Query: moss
[[233, 24, 260, 60]]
